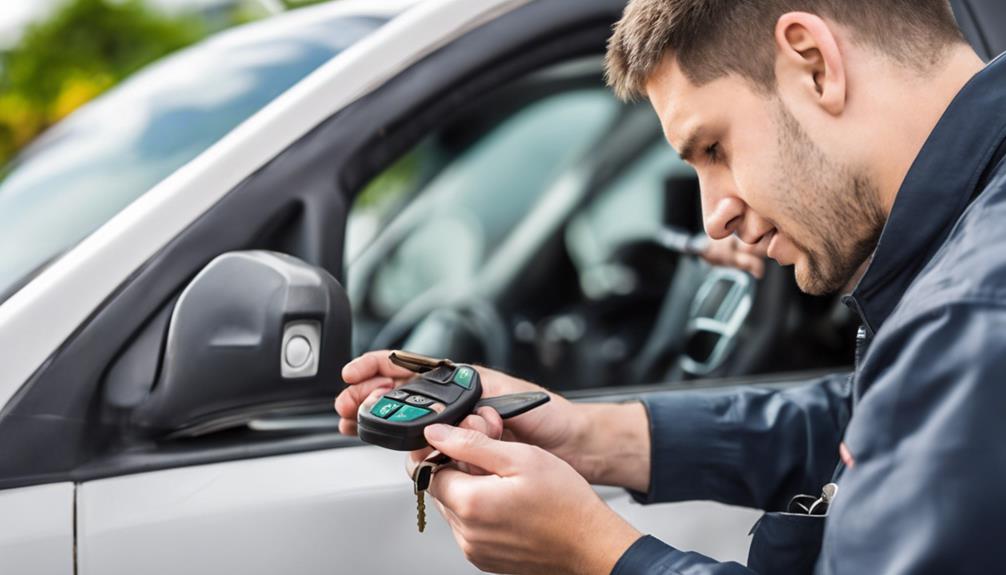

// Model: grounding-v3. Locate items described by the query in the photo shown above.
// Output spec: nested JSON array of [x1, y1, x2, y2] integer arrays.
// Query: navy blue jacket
[[614, 54, 1006, 574]]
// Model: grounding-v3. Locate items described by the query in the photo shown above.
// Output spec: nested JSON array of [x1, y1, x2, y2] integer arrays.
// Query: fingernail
[[425, 424, 451, 442]]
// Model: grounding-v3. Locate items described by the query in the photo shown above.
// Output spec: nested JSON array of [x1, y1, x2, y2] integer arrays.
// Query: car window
[[0, 15, 384, 302], [345, 53, 854, 393], [348, 88, 621, 321], [566, 141, 693, 289]]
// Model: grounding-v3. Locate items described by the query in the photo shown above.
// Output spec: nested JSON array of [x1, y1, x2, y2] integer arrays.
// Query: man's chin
[[793, 260, 841, 296]]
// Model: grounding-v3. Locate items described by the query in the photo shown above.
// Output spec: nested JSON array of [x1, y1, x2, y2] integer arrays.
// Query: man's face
[[645, 57, 885, 295]]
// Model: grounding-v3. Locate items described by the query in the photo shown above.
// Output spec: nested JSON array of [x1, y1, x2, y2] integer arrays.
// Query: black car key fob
[[357, 351, 549, 451]]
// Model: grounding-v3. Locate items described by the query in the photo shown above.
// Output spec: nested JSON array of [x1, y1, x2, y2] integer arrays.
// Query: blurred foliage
[[357, 150, 422, 209], [285, 0, 332, 6], [0, 0, 343, 169], [0, 0, 211, 166]]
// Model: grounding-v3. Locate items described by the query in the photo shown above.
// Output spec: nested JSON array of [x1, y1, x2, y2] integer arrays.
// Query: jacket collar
[[846, 53, 1006, 335]]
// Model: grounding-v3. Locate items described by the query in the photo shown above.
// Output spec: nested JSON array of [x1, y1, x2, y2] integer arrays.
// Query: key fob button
[[403, 379, 464, 404], [389, 405, 432, 422], [405, 395, 435, 407], [370, 398, 404, 419], [452, 367, 475, 389], [357, 357, 488, 451], [383, 389, 410, 401], [424, 366, 455, 384]]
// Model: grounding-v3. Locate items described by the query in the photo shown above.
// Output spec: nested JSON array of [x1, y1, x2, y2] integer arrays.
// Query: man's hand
[[424, 424, 642, 575], [336, 350, 652, 491], [336, 351, 584, 469], [701, 234, 768, 278]]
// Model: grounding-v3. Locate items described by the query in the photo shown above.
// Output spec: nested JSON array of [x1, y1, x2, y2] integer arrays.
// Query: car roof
[[204, 0, 421, 48], [15, 0, 419, 159]]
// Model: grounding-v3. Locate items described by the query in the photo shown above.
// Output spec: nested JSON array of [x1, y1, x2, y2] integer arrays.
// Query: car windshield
[[0, 14, 385, 302]]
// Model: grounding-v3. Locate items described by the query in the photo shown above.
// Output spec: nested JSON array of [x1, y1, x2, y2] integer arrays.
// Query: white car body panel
[[0, 483, 74, 574], [78, 447, 478, 575], [0, 0, 530, 412], [602, 489, 759, 565], [78, 446, 755, 574]]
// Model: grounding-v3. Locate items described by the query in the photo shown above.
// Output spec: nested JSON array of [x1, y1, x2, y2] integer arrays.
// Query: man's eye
[[705, 143, 722, 163]]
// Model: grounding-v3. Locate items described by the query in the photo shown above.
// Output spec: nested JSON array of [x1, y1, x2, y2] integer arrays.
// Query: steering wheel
[[596, 228, 790, 384], [369, 292, 512, 368], [631, 255, 791, 383]]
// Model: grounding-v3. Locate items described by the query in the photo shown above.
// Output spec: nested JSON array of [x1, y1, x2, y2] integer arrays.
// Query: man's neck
[[874, 46, 986, 217]]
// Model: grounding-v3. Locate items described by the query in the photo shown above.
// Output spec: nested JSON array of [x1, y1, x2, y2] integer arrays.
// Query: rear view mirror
[[129, 251, 351, 435]]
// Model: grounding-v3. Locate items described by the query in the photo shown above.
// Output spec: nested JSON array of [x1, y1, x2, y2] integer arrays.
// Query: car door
[[67, 2, 776, 573], [0, 2, 533, 574], [340, 46, 837, 572]]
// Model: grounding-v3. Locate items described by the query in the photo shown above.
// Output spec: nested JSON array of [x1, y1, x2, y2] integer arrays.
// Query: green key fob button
[[357, 357, 486, 451], [453, 367, 475, 389], [388, 405, 432, 422], [371, 398, 404, 419]]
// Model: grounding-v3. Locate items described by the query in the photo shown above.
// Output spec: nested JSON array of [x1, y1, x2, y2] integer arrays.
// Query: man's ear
[[774, 12, 846, 116]]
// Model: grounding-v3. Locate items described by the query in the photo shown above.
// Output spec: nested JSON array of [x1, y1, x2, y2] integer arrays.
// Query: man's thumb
[[424, 424, 519, 476]]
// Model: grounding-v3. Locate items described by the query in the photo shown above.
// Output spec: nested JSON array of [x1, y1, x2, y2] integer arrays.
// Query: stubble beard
[[773, 103, 886, 296]]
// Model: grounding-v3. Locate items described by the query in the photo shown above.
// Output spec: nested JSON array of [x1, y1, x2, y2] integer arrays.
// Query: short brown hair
[[605, 0, 965, 101]]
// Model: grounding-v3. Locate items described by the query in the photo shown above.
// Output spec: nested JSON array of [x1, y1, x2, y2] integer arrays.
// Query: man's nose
[[704, 197, 773, 245], [703, 196, 745, 240]]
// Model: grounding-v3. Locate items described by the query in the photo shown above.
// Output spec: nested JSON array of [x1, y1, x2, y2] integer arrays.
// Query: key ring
[[787, 483, 839, 516]]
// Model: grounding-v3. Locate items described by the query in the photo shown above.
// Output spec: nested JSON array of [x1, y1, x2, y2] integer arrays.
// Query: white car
[[0, 0, 999, 573]]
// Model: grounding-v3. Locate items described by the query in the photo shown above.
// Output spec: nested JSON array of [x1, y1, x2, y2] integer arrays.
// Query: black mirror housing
[[131, 251, 350, 434]]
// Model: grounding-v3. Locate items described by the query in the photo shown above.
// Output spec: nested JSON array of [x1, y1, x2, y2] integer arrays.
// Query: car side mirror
[[129, 251, 351, 435]]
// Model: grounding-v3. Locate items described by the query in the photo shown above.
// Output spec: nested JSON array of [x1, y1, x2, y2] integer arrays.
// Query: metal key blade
[[411, 451, 452, 533], [390, 350, 454, 374], [416, 490, 427, 533], [412, 464, 431, 533]]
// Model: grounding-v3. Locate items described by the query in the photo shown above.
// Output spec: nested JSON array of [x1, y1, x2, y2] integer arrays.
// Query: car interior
[[345, 0, 1006, 394], [346, 55, 859, 393]]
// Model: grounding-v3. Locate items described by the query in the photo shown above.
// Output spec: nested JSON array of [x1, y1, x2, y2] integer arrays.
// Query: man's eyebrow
[[676, 129, 703, 164]]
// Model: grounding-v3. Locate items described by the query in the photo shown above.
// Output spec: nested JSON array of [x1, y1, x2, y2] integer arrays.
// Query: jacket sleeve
[[612, 536, 755, 575], [630, 372, 853, 510], [610, 374, 853, 575], [819, 301, 1006, 574]]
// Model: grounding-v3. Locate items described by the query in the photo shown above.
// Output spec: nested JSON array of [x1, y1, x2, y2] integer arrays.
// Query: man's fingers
[[456, 412, 501, 475], [432, 497, 469, 550], [333, 376, 395, 419], [360, 387, 392, 413], [426, 466, 486, 517], [458, 408, 504, 440], [341, 350, 414, 384], [736, 252, 765, 279], [456, 416, 492, 474], [474, 406, 504, 440], [406, 446, 435, 477], [403, 408, 504, 477], [700, 234, 768, 278], [339, 417, 358, 436], [424, 424, 524, 476], [741, 236, 770, 257]]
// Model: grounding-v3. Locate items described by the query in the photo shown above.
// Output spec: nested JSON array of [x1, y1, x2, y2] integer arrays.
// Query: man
[[336, 0, 1006, 572]]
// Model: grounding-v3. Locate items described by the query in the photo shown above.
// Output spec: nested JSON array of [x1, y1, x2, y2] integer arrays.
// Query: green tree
[[0, 0, 207, 166]]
